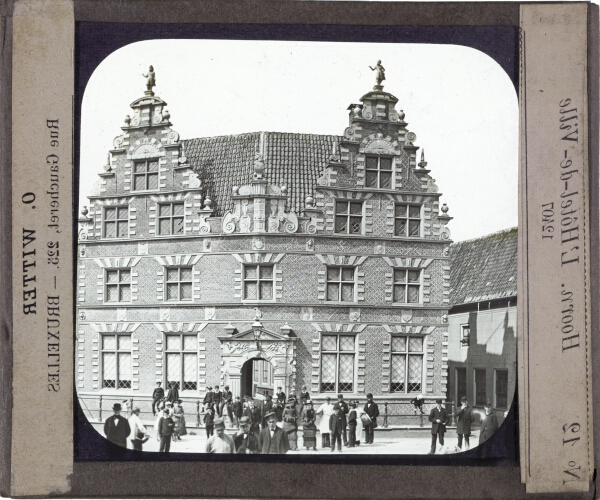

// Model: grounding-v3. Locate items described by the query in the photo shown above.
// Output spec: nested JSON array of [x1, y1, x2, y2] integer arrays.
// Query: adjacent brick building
[[447, 227, 518, 425], [77, 70, 456, 419]]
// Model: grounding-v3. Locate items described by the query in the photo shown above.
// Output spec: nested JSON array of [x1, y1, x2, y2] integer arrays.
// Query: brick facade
[[77, 75, 453, 409]]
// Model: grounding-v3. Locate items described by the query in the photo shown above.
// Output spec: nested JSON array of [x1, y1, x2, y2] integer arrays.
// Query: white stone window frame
[[389, 335, 425, 394], [131, 157, 161, 192], [325, 265, 357, 303], [102, 205, 129, 239], [104, 267, 133, 304], [157, 200, 186, 236], [99, 332, 133, 391], [319, 332, 358, 394], [365, 154, 395, 189], [242, 262, 277, 303], [149, 194, 191, 237], [164, 265, 194, 303], [333, 199, 364, 235], [394, 202, 423, 238], [163, 331, 200, 393], [392, 267, 423, 305]]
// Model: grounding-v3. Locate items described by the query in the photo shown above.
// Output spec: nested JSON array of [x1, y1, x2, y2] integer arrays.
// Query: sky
[[80, 39, 518, 242]]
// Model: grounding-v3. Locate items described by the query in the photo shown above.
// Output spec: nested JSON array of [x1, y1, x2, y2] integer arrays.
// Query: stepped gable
[[183, 132, 342, 217], [449, 227, 518, 305]]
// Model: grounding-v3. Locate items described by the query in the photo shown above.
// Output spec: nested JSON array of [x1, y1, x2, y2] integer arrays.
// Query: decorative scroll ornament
[[113, 134, 125, 149], [344, 127, 354, 140], [427, 178, 439, 193], [198, 215, 211, 234], [365, 137, 396, 156], [406, 131, 417, 145], [362, 105, 373, 120], [222, 211, 236, 234]]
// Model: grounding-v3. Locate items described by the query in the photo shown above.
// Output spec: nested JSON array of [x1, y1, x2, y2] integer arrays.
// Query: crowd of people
[[103, 385, 500, 455]]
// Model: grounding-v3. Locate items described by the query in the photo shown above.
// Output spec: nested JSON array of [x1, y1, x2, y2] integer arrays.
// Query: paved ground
[[92, 422, 481, 455]]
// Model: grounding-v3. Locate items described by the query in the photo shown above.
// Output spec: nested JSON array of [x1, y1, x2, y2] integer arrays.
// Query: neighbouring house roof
[[449, 227, 518, 306], [183, 132, 342, 217]]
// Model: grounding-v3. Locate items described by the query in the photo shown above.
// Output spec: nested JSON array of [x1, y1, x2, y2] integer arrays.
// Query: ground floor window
[[165, 333, 198, 391], [495, 369, 509, 408], [320, 334, 355, 393], [390, 336, 424, 393], [101, 334, 131, 389], [474, 368, 487, 406]]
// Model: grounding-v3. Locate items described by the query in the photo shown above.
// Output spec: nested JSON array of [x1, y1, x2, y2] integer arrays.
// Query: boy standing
[[329, 404, 344, 452]]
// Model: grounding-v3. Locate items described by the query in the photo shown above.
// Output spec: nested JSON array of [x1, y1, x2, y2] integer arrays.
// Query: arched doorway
[[240, 357, 274, 400]]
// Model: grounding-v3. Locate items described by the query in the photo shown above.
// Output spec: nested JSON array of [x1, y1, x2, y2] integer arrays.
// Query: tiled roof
[[183, 132, 341, 217], [449, 227, 518, 305]]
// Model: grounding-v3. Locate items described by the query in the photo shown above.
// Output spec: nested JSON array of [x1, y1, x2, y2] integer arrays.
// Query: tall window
[[495, 369, 509, 408], [366, 155, 393, 188], [390, 336, 424, 393], [105, 269, 131, 303], [165, 267, 193, 302], [461, 325, 471, 348], [456, 367, 467, 403], [393, 269, 421, 303], [133, 159, 159, 191], [326, 266, 356, 302], [103, 206, 128, 238], [243, 264, 274, 300], [158, 202, 184, 235], [101, 334, 131, 389], [394, 204, 421, 237], [320, 335, 355, 393], [165, 334, 198, 391], [474, 368, 487, 406], [335, 201, 363, 234], [262, 361, 268, 383]]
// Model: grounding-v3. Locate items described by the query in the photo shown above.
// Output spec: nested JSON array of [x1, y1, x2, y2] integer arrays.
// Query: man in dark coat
[[152, 382, 165, 416], [166, 381, 179, 404], [428, 399, 449, 454], [363, 393, 380, 444], [337, 394, 349, 446], [258, 411, 290, 454], [347, 401, 358, 447], [329, 404, 344, 452], [231, 396, 243, 428], [478, 400, 499, 445], [261, 394, 273, 429], [234, 416, 260, 454], [456, 396, 474, 450], [275, 387, 286, 422], [104, 403, 131, 449], [213, 385, 222, 416], [220, 385, 233, 423], [203, 386, 214, 412]]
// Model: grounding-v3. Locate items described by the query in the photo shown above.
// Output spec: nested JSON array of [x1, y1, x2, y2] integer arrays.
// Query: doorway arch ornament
[[217, 321, 296, 398]]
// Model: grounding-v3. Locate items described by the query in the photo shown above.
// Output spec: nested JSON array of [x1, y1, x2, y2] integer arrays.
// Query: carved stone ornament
[[365, 138, 396, 156], [254, 308, 263, 320], [222, 211, 237, 234], [152, 113, 163, 124], [388, 110, 399, 122], [203, 238, 211, 251], [440, 226, 451, 240], [205, 307, 216, 320], [113, 135, 125, 149], [349, 309, 361, 322], [401, 309, 413, 323], [317, 168, 331, 186], [166, 129, 180, 145], [252, 237, 264, 250], [138, 241, 148, 255], [443, 246, 450, 256], [406, 131, 417, 145], [160, 308, 170, 321], [374, 243, 385, 254], [79, 244, 86, 257], [79, 310, 86, 321], [306, 238, 314, 251], [198, 215, 211, 234], [189, 172, 201, 189], [344, 127, 354, 139], [427, 178, 439, 193], [362, 105, 373, 120]]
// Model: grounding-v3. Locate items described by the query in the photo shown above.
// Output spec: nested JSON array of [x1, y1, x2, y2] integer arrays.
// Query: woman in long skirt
[[282, 401, 298, 451], [302, 400, 317, 451], [172, 399, 187, 441]]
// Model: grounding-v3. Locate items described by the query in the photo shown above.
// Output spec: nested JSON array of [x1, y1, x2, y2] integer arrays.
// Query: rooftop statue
[[369, 60, 386, 87], [142, 65, 156, 92]]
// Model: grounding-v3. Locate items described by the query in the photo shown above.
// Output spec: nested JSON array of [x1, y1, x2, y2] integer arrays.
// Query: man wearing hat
[[157, 408, 175, 452], [363, 393, 380, 444], [317, 397, 334, 448], [213, 385, 223, 416], [128, 407, 149, 451], [347, 401, 358, 448], [258, 411, 290, 454], [428, 399, 449, 454], [337, 394, 349, 446], [231, 396, 243, 428], [205, 417, 235, 453], [234, 416, 260, 454], [151, 382, 164, 416], [220, 385, 233, 423], [104, 403, 131, 449], [202, 386, 214, 412], [329, 404, 344, 452], [456, 396, 474, 450], [275, 386, 286, 421], [478, 400, 499, 445]]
